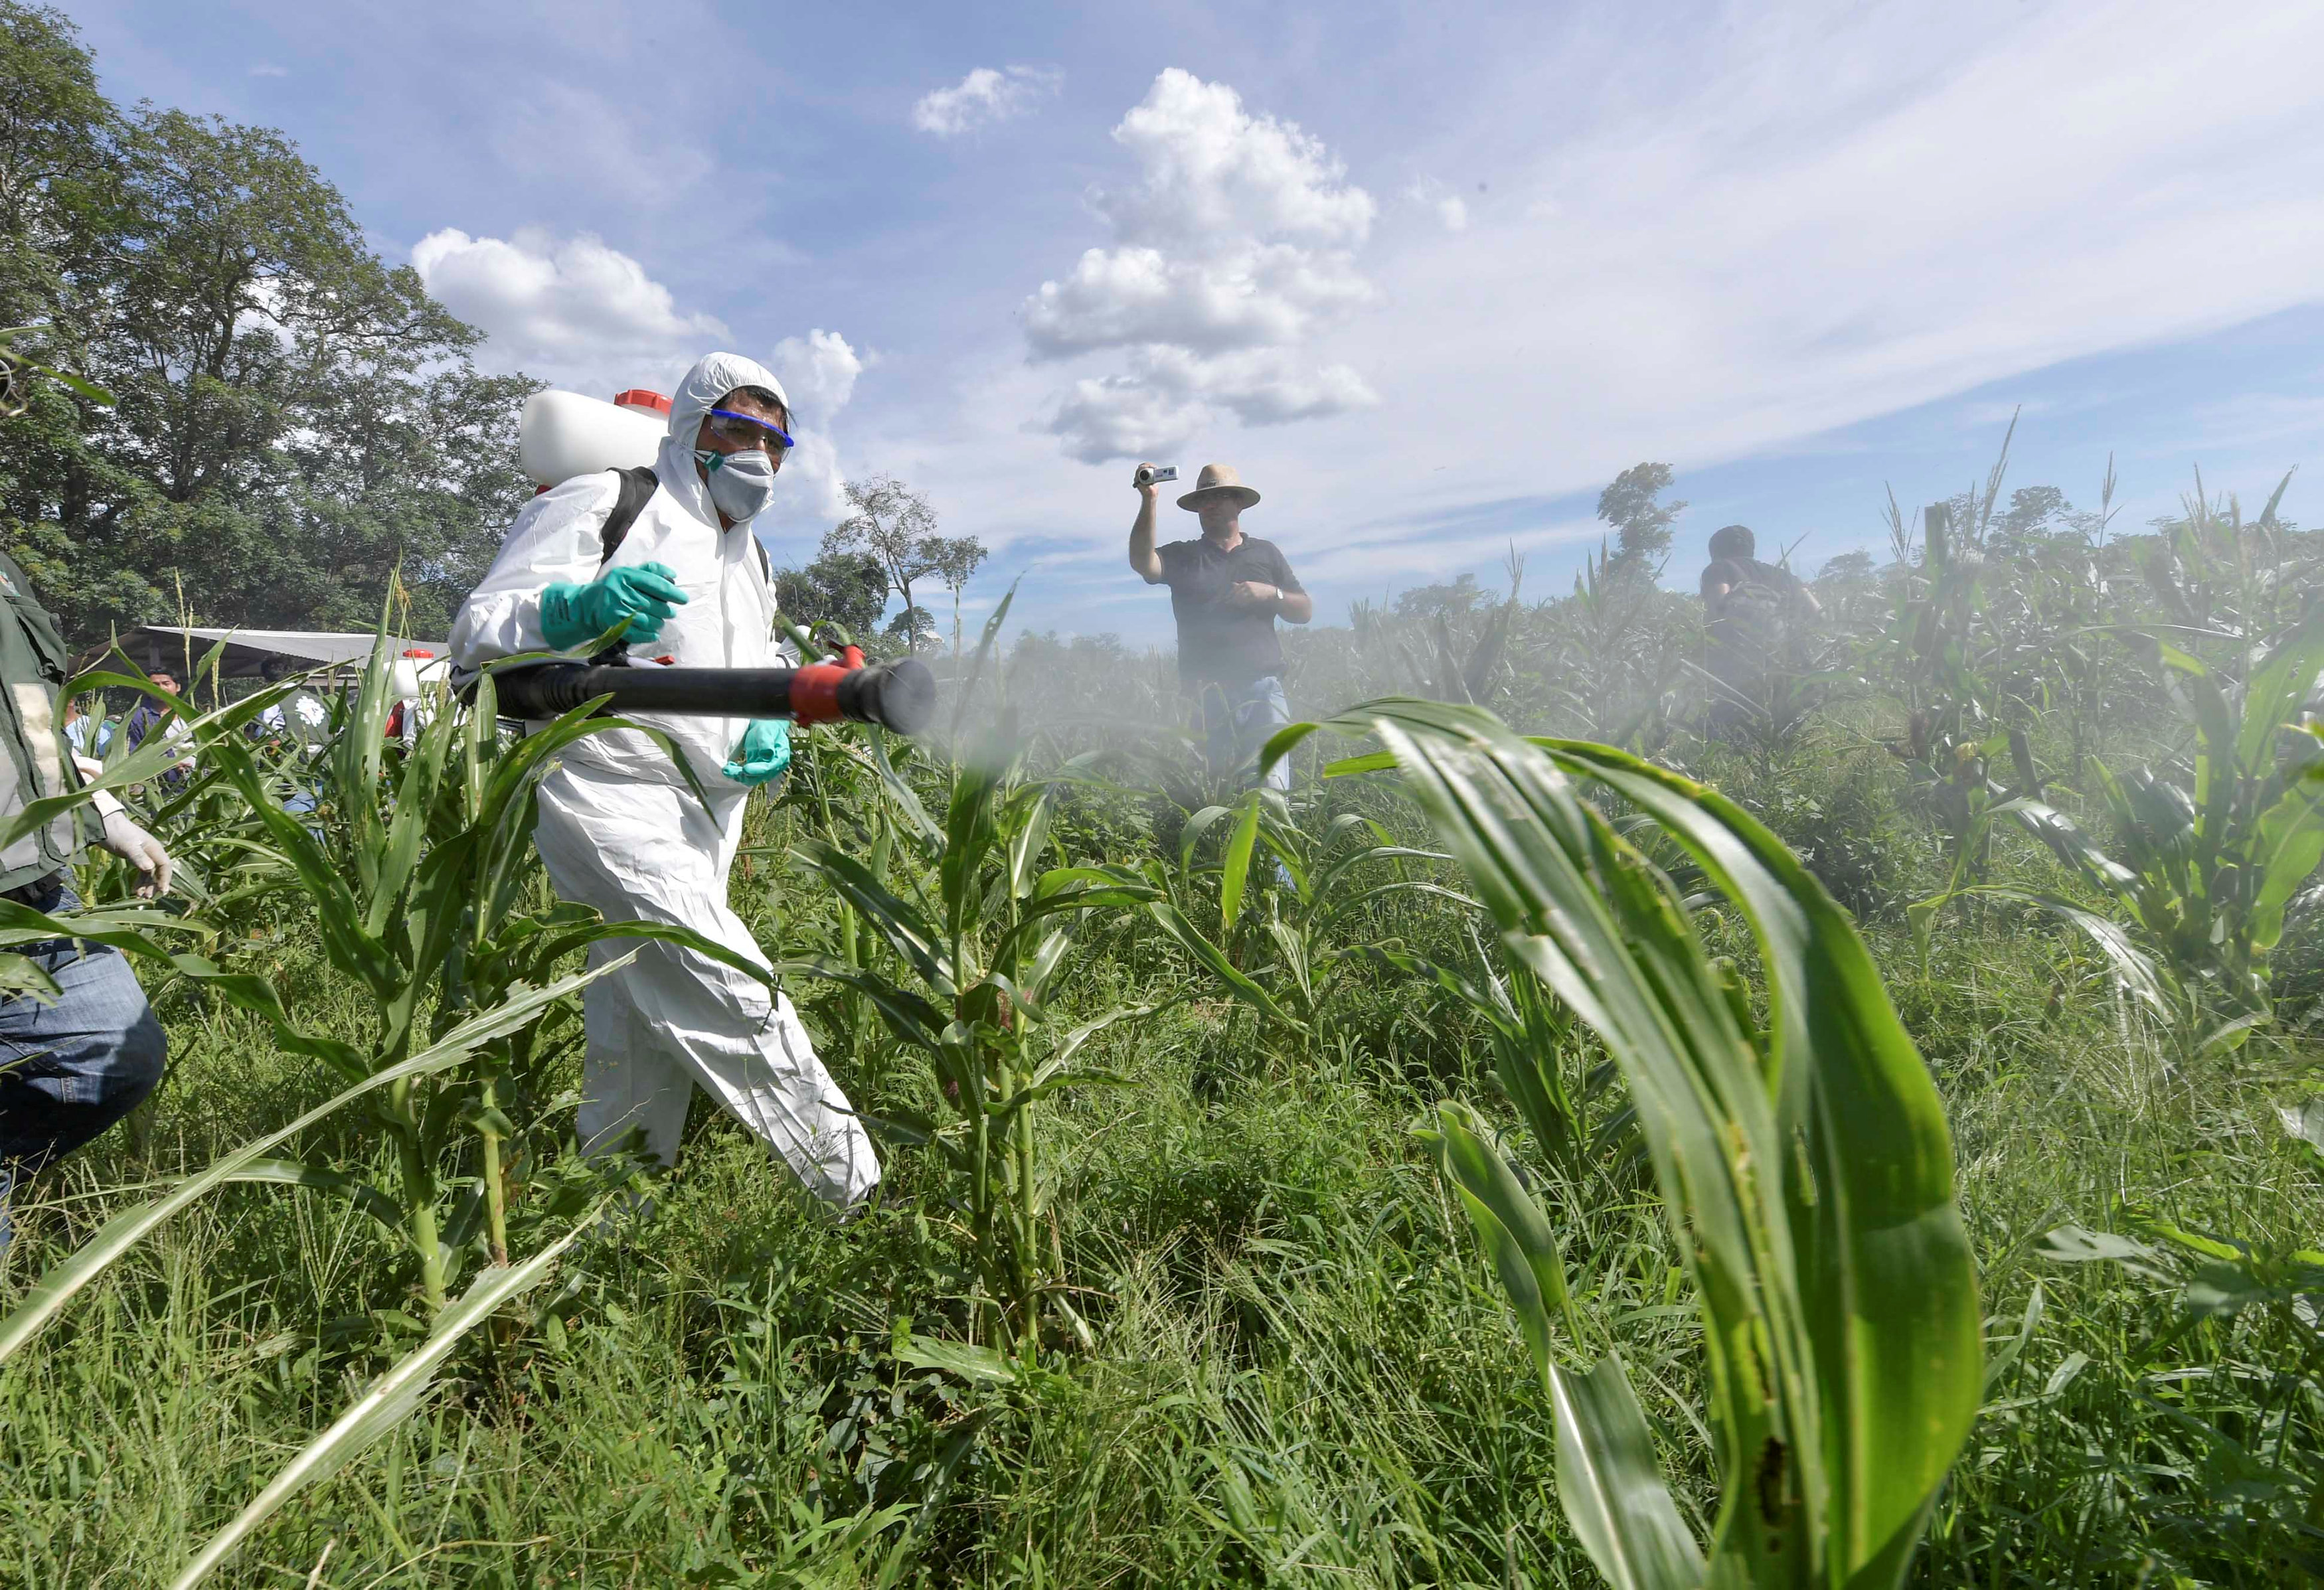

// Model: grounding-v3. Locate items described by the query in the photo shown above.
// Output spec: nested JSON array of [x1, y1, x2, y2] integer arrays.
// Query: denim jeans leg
[[0, 896, 167, 1250], [1193, 682, 1237, 783], [1234, 676, 1293, 793]]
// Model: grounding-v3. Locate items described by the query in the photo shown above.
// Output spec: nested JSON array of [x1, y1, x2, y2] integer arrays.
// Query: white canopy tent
[[80, 627, 449, 684]]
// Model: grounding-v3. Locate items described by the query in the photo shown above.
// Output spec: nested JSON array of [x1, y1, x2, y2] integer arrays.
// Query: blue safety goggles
[[705, 407, 795, 455]]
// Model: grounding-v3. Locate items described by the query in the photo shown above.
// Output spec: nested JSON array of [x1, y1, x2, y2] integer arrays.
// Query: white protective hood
[[655, 351, 791, 528]]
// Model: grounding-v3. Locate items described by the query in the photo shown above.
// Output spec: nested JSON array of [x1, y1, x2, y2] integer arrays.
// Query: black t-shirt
[[1699, 556, 1802, 605], [1701, 556, 1806, 675], [1156, 534, 1305, 690]]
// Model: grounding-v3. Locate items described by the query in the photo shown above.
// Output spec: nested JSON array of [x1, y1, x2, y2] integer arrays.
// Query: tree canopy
[[0, 1, 534, 646], [1596, 461, 1687, 580], [821, 473, 987, 652]]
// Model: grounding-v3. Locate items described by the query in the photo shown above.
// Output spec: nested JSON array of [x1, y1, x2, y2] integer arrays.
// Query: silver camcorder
[[1134, 464, 1178, 487]]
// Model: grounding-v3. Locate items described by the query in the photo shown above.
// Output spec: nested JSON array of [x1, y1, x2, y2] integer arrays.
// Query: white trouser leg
[[575, 946, 692, 1166], [534, 765, 880, 1210]]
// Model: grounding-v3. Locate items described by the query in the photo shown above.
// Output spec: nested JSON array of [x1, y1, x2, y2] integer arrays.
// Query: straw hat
[[1177, 462, 1261, 511]]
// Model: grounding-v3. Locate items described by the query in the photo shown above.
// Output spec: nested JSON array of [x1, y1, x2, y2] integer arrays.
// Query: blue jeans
[[1193, 675, 1292, 792], [0, 878, 167, 1251]]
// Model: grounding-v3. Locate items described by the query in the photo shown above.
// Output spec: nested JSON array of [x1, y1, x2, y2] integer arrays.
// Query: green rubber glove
[[539, 562, 688, 649], [723, 718, 792, 785]]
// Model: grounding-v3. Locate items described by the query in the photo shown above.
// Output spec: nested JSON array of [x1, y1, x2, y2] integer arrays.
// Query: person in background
[[385, 649, 438, 750], [1127, 461, 1313, 789], [451, 351, 876, 1216], [0, 550, 175, 1251], [62, 696, 111, 759], [123, 669, 195, 789], [252, 655, 331, 754], [1699, 523, 1822, 736], [252, 655, 332, 815]]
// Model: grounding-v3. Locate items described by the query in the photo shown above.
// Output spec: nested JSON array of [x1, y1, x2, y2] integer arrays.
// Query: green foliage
[[1289, 698, 1981, 1587], [1598, 460, 1687, 580], [782, 595, 1159, 1356], [778, 546, 892, 640], [0, 5, 535, 643]]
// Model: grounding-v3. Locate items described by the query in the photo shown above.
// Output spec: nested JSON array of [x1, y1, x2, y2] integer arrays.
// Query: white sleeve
[[450, 474, 623, 669]]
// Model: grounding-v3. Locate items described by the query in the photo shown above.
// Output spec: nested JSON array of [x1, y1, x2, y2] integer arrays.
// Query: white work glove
[[98, 808, 172, 899]]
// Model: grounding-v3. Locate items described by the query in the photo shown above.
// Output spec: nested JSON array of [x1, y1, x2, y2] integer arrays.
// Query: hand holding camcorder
[[1132, 463, 1177, 491]]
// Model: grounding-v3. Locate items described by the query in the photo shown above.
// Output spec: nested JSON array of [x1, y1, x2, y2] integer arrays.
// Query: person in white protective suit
[[450, 351, 878, 1212]]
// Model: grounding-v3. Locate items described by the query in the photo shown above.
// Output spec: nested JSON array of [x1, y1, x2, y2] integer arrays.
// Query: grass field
[[5, 491, 2324, 1587]]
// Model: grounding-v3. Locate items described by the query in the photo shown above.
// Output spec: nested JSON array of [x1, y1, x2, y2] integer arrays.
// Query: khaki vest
[[0, 551, 84, 890]]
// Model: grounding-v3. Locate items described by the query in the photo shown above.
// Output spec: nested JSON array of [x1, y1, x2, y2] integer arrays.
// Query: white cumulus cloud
[[1404, 179, 1469, 232], [765, 328, 868, 530], [411, 228, 726, 394], [1027, 68, 1382, 463], [912, 66, 1062, 137], [1046, 346, 1380, 463]]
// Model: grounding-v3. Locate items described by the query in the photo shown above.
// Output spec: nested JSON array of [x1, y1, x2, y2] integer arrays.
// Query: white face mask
[[694, 447, 778, 523]]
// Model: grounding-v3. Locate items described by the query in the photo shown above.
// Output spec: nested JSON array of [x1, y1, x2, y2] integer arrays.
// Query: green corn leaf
[[167, 1207, 599, 1589], [1422, 1100, 1578, 1376], [866, 732, 943, 845], [2233, 616, 2324, 778], [363, 688, 460, 938], [1177, 803, 1234, 872], [1143, 900, 1299, 1029], [1293, 698, 1977, 1587], [1548, 1354, 1707, 1590], [796, 840, 953, 993], [1925, 885, 2173, 1020], [1220, 793, 1261, 933], [0, 900, 371, 1077], [0, 955, 629, 1367], [1026, 1001, 1165, 1085], [1538, 734, 1982, 1587], [896, 1334, 1018, 1387], [772, 957, 950, 1053], [939, 747, 1005, 939], [217, 1158, 404, 1230], [1006, 785, 1055, 901], [2248, 762, 2324, 957]]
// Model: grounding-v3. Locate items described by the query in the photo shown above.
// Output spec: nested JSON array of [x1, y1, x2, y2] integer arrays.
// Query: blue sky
[[63, 0, 2324, 646]]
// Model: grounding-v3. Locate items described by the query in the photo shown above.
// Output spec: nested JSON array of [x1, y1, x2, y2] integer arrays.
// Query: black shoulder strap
[[597, 466, 659, 567]]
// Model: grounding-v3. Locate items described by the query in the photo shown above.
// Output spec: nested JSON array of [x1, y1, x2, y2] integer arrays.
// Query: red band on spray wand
[[787, 645, 867, 726]]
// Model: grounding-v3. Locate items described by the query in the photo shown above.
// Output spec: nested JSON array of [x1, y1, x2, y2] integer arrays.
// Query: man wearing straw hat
[[1128, 461, 1312, 789]]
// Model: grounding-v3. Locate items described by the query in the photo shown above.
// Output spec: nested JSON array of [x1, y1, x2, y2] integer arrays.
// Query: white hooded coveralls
[[451, 353, 878, 1210]]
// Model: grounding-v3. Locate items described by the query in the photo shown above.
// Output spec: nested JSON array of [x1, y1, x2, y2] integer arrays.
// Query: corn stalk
[[1275, 700, 1982, 1589]]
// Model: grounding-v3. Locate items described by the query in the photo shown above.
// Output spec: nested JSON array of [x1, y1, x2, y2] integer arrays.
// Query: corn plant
[[1272, 699, 1981, 1588], [782, 599, 1158, 1358], [1932, 613, 2324, 1049], [1149, 782, 1467, 1045]]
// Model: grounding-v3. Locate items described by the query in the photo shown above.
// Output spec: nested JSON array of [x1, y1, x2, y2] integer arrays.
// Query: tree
[[822, 475, 987, 655], [1394, 572, 1489, 623], [825, 474, 942, 621], [924, 533, 988, 656], [0, 10, 535, 644], [1815, 549, 1876, 588], [884, 604, 938, 651], [1596, 462, 1686, 581], [776, 547, 888, 641]]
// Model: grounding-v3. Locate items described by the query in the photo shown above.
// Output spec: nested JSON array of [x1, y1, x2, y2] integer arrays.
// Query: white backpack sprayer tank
[[518, 388, 671, 491]]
